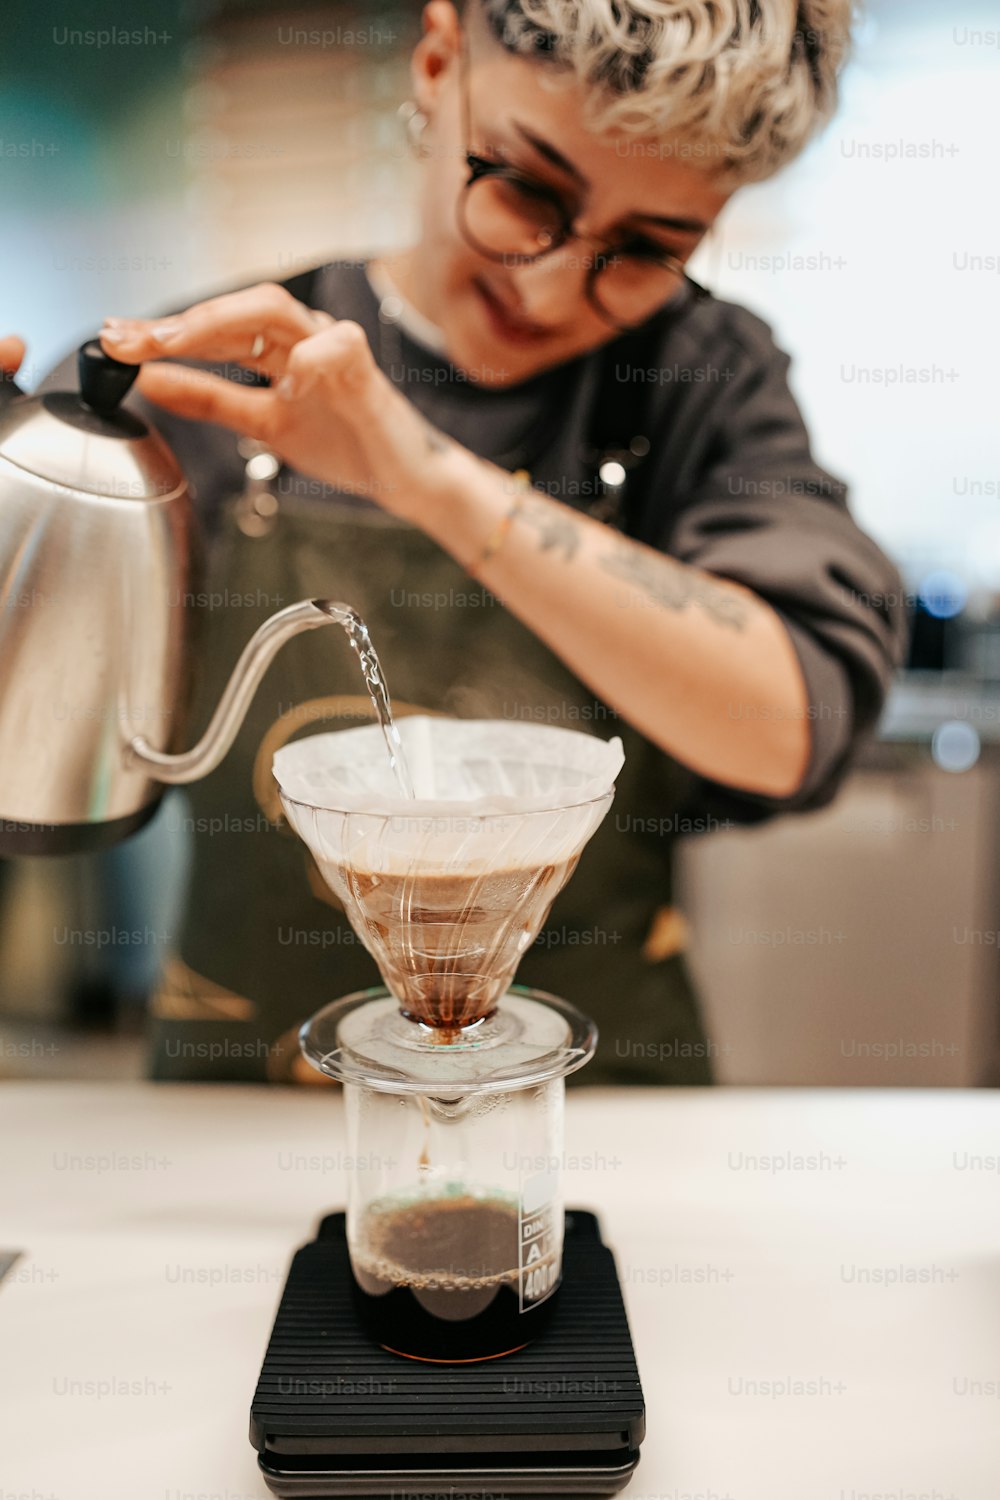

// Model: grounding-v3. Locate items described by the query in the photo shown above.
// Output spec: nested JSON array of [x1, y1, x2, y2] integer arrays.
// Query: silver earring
[[398, 100, 431, 160]]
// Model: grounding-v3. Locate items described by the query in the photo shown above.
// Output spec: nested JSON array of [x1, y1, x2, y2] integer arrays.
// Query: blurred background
[[1, 0, 998, 1085]]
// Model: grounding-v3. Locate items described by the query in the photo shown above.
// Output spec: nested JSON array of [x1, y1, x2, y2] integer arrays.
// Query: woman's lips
[[473, 277, 553, 346]]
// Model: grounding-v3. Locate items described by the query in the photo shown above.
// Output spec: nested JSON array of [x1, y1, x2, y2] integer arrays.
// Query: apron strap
[[583, 290, 700, 530]]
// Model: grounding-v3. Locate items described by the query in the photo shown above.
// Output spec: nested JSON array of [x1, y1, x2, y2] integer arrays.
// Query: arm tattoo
[[516, 494, 583, 562], [598, 537, 751, 631]]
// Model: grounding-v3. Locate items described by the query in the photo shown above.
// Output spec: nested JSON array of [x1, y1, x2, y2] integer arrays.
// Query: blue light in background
[[931, 720, 980, 773], [917, 569, 967, 620]]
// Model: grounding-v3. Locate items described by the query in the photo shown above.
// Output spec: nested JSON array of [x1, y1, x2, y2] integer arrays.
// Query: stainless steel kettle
[[0, 342, 344, 856]]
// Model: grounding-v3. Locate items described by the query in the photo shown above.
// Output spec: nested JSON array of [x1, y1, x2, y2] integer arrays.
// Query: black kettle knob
[[77, 340, 139, 415]]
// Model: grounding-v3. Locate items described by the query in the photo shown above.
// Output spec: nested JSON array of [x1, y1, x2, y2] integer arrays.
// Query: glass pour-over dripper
[[273, 716, 624, 1031]]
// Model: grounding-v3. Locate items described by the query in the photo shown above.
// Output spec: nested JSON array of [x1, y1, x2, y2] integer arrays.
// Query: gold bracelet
[[473, 468, 532, 572]]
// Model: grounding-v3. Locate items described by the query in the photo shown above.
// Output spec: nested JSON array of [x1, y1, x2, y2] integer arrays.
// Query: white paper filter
[[273, 716, 625, 875]]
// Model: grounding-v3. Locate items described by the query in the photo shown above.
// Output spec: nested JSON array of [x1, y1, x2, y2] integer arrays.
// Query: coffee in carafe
[[351, 1194, 558, 1360]]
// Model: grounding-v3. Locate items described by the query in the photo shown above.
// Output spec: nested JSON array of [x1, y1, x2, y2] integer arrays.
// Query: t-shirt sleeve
[[655, 315, 908, 820]]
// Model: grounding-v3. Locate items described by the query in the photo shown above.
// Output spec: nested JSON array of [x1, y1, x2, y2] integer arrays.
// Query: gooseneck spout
[[128, 598, 348, 785]]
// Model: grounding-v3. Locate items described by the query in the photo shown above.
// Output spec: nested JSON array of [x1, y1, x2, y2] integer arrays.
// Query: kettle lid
[[0, 341, 186, 501]]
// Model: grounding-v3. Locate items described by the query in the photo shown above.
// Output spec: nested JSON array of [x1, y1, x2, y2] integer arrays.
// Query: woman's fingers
[[100, 283, 325, 367], [135, 362, 275, 439], [134, 316, 403, 499], [137, 319, 380, 434], [280, 320, 383, 414], [0, 335, 26, 376]]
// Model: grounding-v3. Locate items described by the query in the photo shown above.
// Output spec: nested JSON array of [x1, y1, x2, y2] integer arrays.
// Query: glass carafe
[[300, 984, 597, 1360]]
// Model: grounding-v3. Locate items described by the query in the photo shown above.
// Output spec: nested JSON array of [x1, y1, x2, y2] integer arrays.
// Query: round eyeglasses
[[457, 153, 702, 330]]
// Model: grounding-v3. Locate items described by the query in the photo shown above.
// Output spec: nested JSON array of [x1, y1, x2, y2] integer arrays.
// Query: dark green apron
[[150, 480, 714, 1087]]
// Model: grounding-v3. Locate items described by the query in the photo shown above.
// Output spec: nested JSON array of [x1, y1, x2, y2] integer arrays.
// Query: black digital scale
[[250, 1209, 645, 1498]]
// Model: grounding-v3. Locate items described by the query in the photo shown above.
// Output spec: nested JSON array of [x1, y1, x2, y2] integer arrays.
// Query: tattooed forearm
[[598, 538, 751, 630], [516, 494, 583, 562]]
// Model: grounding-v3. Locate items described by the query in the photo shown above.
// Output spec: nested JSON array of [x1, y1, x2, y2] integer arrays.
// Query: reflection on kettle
[[0, 342, 344, 856]]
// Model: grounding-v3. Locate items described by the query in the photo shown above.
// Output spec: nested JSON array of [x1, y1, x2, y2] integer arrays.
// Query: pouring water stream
[[317, 602, 415, 799]]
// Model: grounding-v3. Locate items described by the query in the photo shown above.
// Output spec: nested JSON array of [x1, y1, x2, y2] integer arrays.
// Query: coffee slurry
[[319, 856, 579, 1029]]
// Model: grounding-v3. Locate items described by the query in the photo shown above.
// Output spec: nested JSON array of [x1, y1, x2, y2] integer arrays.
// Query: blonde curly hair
[[476, 0, 854, 183]]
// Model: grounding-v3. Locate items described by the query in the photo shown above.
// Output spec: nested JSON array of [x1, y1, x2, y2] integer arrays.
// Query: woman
[[17, 0, 905, 1084]]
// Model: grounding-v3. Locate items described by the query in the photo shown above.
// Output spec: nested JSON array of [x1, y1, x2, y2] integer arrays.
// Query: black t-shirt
[[45, 258, 907, 819]]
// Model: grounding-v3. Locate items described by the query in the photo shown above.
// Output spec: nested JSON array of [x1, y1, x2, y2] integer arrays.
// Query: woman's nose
[[508, 245, 601, 325]]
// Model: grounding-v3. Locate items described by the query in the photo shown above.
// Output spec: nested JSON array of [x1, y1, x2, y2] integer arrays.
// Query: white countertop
[[2, 1083, 998, 1498]]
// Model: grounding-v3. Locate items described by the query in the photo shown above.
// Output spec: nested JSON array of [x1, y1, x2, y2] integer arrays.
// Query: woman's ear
[[410, 0, 462, 116]]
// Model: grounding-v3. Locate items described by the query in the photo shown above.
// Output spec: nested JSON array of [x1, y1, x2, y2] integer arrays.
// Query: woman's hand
[[98, 284, 456, 519]]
